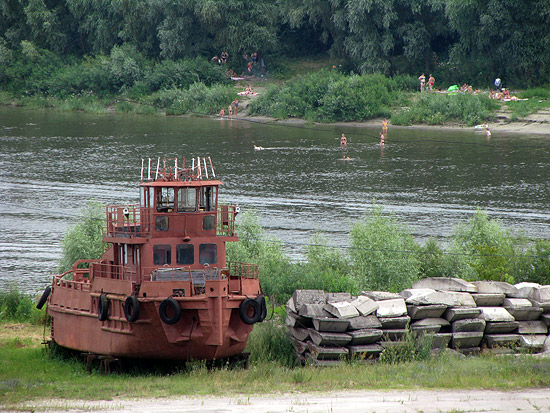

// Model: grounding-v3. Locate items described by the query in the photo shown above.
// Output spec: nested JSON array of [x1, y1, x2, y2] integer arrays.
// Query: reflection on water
[[1, 106, 549, 293]]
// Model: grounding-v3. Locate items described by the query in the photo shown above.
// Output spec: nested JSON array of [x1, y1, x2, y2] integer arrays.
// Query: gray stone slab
[[411, 318, 450, 329], [378, 315, 411, 329], [457, 347, 481, 356], [410, 324, 441, 334], [312, 317, 350, 333], [407, 304, 447, 320], [348, 315, 382, 330], [308, 329, 352, 347], [535, 286, 550, 303], [402, 289, 457, 306], [516, 320, 548, 335], [452, 318, 486, 333], [286, 310, 313, 328], [362, 291, 402, 301], [472, 281, 519, 297], [478, 307, 515, 322], [347, 344, 383, 358], [307, 342, 349, 360], [292, 289, 325, 312], [289, 327, 310, 341], [484, 321, 519, 334], [451, 332, 483, 349], [514, 282, 541, 299], [289, 337, 310, 354], [506, 306, 543, 321], [444, 307, 482, 322], [286, 297, 297, 313], [376, 298, 408, 317], [529, 300, 550, 313], [484, 334, 521, 348], [502, 298, 533, 308], [541, 314, 550, 327], [431, 333, 452, 349], [350, 295, 379, 316], [306, 357, 343, 366], [324, 301, 360, 319], [349, 329, 384, 345], [325, 292, 353, 303], [299, 303, 331, 317], [471, 293, 505, 307], [544, 335, 550, 353], [519, 335, 547, 352], [382, 329, 408, 341], [412, 277, 478, 292]]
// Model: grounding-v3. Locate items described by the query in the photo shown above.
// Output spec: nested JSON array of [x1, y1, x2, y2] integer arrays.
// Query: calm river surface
[[1, 106, 549, 293]]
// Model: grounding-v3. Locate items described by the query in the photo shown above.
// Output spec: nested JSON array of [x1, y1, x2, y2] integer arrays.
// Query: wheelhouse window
[[199, 243, 217, 265], [176, 244, 194, 265], [156, 187, 174, 212], [153, 244, 171, 265], [203, 215, 215, 230], [155, 216, 169, 231], [199, 186, 217, 211], [177, 187, 197, 212]]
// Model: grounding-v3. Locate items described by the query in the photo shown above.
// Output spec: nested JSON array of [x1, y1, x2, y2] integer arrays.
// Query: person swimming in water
[[340, 133, 347, 146], [380, 131, 385, 146], [254, 144, 264, 151]]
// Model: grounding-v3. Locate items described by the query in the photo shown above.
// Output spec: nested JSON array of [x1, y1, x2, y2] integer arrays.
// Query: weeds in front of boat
[[2, 323, 550, 408]]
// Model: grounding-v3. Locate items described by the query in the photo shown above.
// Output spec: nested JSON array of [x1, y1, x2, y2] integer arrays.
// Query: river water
[[1, 106, 549, 293]]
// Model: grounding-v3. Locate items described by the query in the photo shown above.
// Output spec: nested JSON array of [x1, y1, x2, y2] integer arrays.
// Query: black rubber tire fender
[[36, 286, 51, 310], [98, 294, 109, 321], [124, 295, 140, 322], [239, 298, 261, 325], [159, 297, 181, 325], [255, 295, 267, 322]]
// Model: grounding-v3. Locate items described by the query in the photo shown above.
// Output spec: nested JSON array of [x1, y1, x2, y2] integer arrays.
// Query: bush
[[349, 206, 420, 292], [0, 287, 48, 324], [58, 201, 105, 273], [246, 315, 296, 367], [379, 331, 433, 364]]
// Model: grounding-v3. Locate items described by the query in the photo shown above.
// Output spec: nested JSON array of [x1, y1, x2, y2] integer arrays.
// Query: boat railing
[[53, 269, 92, 291], [90, 262, 138, 282], [105, 205, 152, 237], [227, 262, 259, 279], [217, 204, 238, 237]]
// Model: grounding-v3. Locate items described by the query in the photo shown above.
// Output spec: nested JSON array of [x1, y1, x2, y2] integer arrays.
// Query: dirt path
[[15, 388, 550, 412]]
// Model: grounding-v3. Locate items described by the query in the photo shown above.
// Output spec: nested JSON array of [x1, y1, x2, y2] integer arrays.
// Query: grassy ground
[[2, 321, 550, 410]]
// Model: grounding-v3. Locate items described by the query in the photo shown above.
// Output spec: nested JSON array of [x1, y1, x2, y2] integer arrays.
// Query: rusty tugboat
[[37, 157, 265, 369]]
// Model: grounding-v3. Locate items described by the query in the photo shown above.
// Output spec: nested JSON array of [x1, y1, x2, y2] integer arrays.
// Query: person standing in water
[[380, 132, 385, 146], [382, 118, 388, 139], [340, 133, 347, 146]]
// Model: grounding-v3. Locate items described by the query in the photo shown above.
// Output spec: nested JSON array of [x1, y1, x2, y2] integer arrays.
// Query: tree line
[[1, 0, 549, 88]]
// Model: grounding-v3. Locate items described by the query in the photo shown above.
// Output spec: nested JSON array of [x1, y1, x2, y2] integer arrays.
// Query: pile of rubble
[[285, 278, 550, 366]]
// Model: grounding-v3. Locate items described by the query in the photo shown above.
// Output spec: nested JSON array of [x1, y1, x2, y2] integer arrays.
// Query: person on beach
[[418, 73, 426, 92], [382, 118, 388, 138], [228, 104, 233, 117], [219, 108, 225, 118], [340, 133, 347, 146], [428, 74, 435, 91], [233, 99, 238, 116]]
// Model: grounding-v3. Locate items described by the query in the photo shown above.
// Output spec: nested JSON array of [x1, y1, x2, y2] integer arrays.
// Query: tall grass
[[0, 288, 48, 325]]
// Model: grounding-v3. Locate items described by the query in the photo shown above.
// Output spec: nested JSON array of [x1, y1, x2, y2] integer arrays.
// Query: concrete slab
[[376, 298, 408, 317], [362, 291, 402, 301], [412, 277, 477, 292], [445, 291, 477, 307], [289, 327, 310, 341], [307, 342, 349, 360], [326, 292, 352, 303], [286, 297, 297, 313], [451, 332, 483, 349], [534, 285, 550, 302], [444, 307, 482, 322], [289, 337, 310, 354], [519, 335, 547, 352], [402, 289, 458, 306], [299, 303, 331, 317], [378, 315, 411, 329], [514, 282, 541, 299], [506, 306, 543, 321], [312, 317, 350, 333], [411, 318, 450, 329], [544, 336, 550, 353], [350, 295, 379, 316], [292, 289, 325, 312], [410, 324, 441, 334], [407, 304, 447, 320], [471, 293, 505, 307], [516, 320, 548, 335], [308, 329, 352, 347], [502, 298, 533, 308], [457, 347, 481, 356], [349, 329, 384, 345], [452, 318, 486, 333], [286, 310, 313, 328], [401, 288, 437, 300], [484, 321, 519, 334], [529, 300, 550, 313], [541, 314, 550, 327], [325, 301, 360, 319], [472, 281, 519, 297], [347, 344, 383, 358], [431, 333, 452, 349], [484, 334, 521, 348], [348, 315, 382, 330], [478, 307, 515, 322], [382, 329, 408, 341]]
